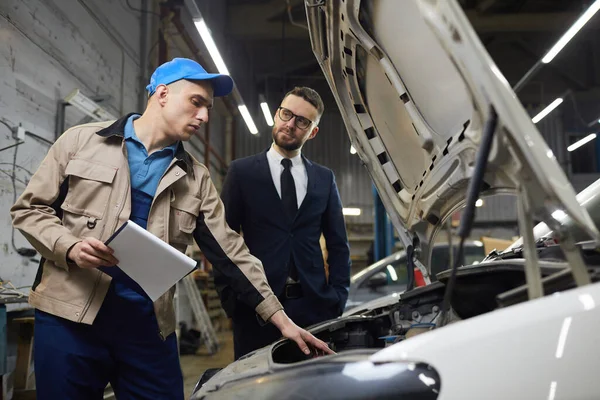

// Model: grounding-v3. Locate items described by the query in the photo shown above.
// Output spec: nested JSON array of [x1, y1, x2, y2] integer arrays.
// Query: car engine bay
[[272, 241, 600, 365]]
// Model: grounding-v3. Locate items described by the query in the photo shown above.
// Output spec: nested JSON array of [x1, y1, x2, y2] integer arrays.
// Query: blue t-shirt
[[112, 114, 179, 306]]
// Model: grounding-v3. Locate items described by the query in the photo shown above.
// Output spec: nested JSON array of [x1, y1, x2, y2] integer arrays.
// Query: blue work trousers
[[34, 284, 183, 400]]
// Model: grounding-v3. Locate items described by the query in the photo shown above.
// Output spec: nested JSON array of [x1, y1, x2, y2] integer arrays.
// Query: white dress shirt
[[266, 144, 308, 209]]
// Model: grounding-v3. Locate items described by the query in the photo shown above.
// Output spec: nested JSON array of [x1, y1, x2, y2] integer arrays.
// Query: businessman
[[10, 60, 331, 400], [220, 87, 351, 359]]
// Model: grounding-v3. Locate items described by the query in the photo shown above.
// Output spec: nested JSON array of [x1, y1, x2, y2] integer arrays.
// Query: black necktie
[[281, 158, 298, 219], [281, 158, 299, 282]]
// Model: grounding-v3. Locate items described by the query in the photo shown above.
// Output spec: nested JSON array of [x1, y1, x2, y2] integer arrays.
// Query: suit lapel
[[296, 155, 316, 220]]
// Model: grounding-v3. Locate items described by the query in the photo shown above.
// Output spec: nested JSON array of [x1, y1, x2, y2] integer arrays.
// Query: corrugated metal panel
[[475, 195, 517, 222], [303, 112, 374, 225], [209, 113, 226, 162], [186, 112, 229, 189], [533, 105, 569, 174], [473, 105, 567, 224], [234, 112, 375, 224], [234, 117, 271, 156]]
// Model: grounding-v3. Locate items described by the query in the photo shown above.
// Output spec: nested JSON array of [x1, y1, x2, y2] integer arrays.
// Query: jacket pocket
[[61, 159, 117, 234], [169, 193, 201, 244]]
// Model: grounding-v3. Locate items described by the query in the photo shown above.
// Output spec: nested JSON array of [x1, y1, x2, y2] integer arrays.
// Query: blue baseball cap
[[146, 58, 234, 97]]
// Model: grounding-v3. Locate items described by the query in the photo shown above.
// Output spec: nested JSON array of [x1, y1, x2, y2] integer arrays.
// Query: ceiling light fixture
[[514, 0, 600, 92], [542, 0, 600, 63], [343, 208, 361, 216], [238, 105, 258, 135], [259, 96, 274, 127], [194, 17, 260, 135], [194, 19, 229, 75], [531, 98, 563, 124], [567, 133, 597, 152], [64, 89, 116, 121]]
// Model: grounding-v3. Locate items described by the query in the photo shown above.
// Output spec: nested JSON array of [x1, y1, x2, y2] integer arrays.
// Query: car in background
[[345, 242, 485, 310]]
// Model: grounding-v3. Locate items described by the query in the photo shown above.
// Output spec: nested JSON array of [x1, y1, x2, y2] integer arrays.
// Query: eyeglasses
[[277, 107, 313, 130]]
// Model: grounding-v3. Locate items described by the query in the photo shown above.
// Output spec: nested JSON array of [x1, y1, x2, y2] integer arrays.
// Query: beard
[[272, 127, 302, 151]]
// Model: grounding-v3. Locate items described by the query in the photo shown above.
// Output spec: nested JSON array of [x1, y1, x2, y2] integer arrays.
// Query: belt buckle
[[285, 284, 298, 299]]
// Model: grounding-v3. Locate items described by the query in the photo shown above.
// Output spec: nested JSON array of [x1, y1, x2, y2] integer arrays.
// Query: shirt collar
[[268, 144, 303, 167], [124, 114, 141, 141], [124, 114, 178, 155]]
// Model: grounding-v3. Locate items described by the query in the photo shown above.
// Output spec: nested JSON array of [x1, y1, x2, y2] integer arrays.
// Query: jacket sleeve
[[220, 161, 242, 233], [193, 165, 283, 322], [322, 171, 351, 314], [10, 129, 81, 270]]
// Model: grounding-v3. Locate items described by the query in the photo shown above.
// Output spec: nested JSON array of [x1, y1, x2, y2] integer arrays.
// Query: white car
[[191, 1, 600, 399]]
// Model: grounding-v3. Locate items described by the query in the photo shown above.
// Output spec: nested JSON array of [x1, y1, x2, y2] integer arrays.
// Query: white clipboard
[[102, 220, 197, 302]]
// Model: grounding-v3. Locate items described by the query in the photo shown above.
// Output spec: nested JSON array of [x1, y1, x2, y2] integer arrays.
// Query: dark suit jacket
[[217, 149, 351, 323]]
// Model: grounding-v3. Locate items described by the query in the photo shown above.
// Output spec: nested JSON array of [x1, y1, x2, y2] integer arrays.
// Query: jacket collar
[[96, 113, 194, 175]]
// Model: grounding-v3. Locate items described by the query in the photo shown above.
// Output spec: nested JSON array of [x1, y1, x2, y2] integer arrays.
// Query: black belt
[[284, 283, 303, 299]]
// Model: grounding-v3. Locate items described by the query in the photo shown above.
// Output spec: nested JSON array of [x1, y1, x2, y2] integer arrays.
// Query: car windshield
[[430, 245, 485, 280], [354, 243, 486, 288]]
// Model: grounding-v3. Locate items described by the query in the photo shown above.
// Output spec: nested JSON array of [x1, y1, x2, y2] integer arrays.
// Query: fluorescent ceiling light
[[475, 199, 484, 207], [343, 207, 361, 216], [531, 98, 563, 124], [473, 240, 483, 247], [350, 145, 357, 154], [542, 0, 600, 63], [238, 105, 258, 134], [64, 89, 116, 121], [386, 265, 398, 281], [260, 102, 274, 126], [567, 133, 597, 152], [194, 19, 229, 75]]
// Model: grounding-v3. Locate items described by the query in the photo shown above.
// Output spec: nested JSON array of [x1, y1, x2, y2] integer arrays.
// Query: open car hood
[[305, 0, 599, 268]]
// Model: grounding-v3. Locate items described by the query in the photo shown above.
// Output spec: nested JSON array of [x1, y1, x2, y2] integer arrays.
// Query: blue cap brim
[[188, 73, 234, 97]]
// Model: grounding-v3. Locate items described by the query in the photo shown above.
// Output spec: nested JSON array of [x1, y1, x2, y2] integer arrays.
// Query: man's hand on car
[[269, 310, 334, 356], [67, 238, 119, 269]]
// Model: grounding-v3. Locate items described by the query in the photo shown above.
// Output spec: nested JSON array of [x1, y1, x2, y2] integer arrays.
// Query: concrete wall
[[0, 0, 152, 297], [0, 0, 239, 298]]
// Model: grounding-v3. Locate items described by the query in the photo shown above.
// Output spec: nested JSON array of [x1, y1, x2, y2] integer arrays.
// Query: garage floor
[[181, 330, 234, 398]]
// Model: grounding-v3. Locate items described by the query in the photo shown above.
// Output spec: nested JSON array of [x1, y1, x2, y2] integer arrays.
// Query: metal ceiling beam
[[477, 0, 500, 13], [227, 10, 591, 40], [511, 40, 589, 91], [465, 11, 588, 33]]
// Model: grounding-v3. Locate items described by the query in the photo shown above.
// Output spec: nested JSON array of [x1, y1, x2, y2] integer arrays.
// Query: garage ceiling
[[220, 0, 600, 117]]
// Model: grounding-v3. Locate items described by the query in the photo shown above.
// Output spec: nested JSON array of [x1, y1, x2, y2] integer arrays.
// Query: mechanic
[[10, 57, 332, 400]]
